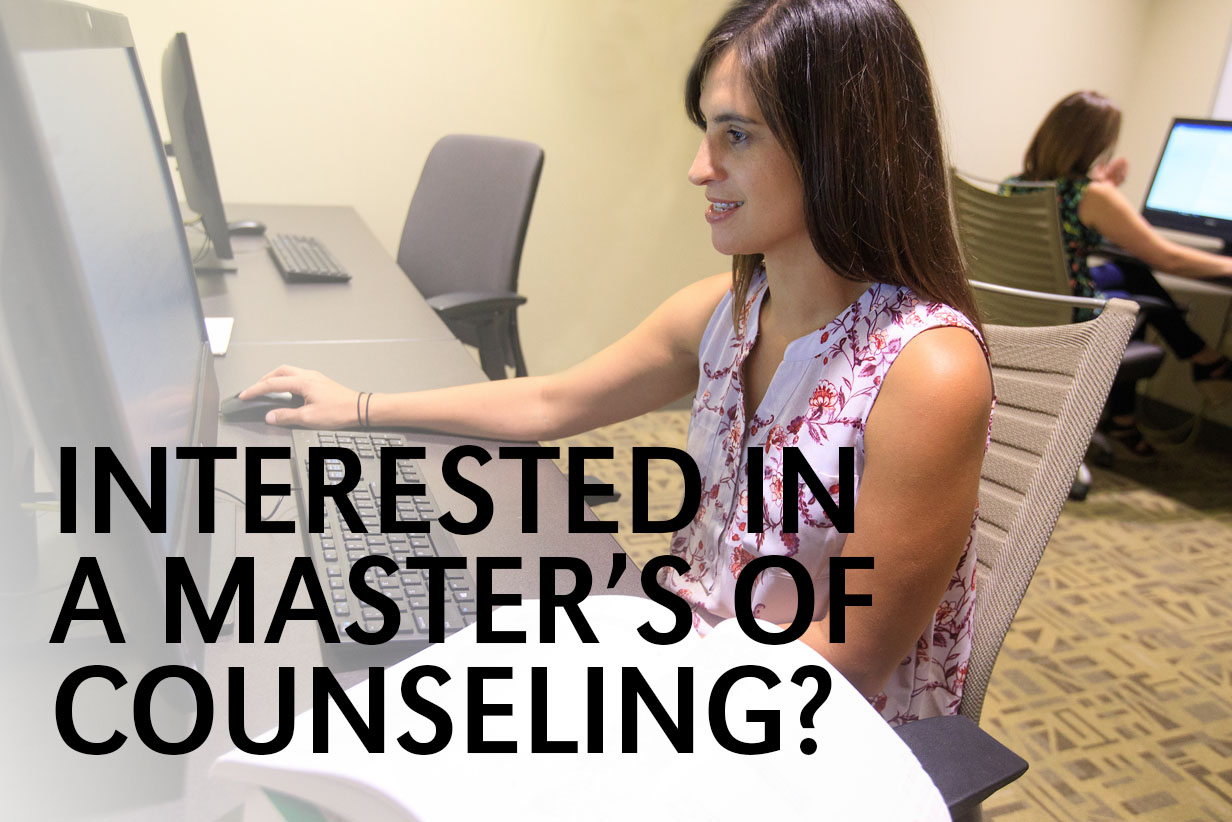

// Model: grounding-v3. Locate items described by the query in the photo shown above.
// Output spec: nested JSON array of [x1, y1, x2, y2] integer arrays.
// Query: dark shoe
[[1103, 419, 1156, 459], [1193, 357, 1232, 405]]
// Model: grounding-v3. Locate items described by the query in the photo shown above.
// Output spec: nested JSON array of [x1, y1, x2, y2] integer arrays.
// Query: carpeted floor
[[550, 410, 1232, 821]]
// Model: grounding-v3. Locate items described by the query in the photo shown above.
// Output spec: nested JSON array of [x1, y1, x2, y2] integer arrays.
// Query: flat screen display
[[21, 45, 206, 550], [1144, 119, 1232, 222]]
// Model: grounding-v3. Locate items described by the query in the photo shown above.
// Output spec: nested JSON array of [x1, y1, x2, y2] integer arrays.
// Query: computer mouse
[[219, 391, 303, 422], [227, 219, 267, 237]]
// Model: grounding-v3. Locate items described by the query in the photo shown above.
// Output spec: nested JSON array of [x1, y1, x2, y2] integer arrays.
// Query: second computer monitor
[[162, 30, 235, 271], [1142, 117, 1232, 253]]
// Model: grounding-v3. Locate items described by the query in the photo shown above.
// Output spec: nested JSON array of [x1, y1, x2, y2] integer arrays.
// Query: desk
[[197, 204, 454, 344], [0, 204, 642, 822], [217, 339, 491, 397], [207, 203, 640, 604], [187, 205, 641, 822]]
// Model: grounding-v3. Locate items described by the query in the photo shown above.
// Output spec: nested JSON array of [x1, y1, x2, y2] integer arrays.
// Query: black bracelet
[[356, 391, 366, 428], [364, 392, 374, 428]]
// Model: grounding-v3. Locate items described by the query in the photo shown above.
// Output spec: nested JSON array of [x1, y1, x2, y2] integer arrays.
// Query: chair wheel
[[1069, 479, 1090, 501], [1070, 463, 1092, 501]]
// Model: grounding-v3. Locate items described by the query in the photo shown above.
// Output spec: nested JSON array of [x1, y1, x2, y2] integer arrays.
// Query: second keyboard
[[268, 233, 351, 283]]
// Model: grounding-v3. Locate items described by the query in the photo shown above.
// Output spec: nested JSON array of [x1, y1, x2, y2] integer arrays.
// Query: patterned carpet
[[550, 410, 1232, 821]]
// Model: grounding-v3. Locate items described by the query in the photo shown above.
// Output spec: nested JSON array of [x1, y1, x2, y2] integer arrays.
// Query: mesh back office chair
[[949, 172, 1072, 326], [950, 169, 1165, 495], [397, 134, 544, 380], [897, 285, 1140, 820]]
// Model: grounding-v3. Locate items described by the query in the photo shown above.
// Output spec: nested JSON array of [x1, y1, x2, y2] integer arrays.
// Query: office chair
[[950, 169, 1165, 498], [397, 134, 544, 380], [896, 284, 1141, 820]]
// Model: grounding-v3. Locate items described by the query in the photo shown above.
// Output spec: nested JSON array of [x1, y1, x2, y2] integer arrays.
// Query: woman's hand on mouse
[[241, 364, 360, 428]]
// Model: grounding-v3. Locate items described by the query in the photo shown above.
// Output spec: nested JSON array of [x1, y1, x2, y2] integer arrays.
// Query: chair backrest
[[950, 169, 1073, 326], [961, 285, 1138, 722], [397, 134, 544, 299]]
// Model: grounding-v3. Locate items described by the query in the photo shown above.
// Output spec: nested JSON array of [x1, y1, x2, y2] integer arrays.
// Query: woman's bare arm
[[241, 273, 732, 440], [791, 326, 992, 698], [1078, 181, 1232, 279]]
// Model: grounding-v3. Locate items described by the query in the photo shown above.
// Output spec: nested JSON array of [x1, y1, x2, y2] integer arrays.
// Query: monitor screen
[[1142, 118, 1232, 248], [162, 30, 235, 271], [0, 0, 219, 814], [0, 0, 218, 622], [22, 45, 206, 550]]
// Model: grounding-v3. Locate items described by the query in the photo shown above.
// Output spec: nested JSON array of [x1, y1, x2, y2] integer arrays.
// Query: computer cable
[[214, 486, 287, 522]]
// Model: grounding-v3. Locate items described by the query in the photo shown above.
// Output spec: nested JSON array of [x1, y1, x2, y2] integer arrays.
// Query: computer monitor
[[0, 0, 219, 812], [1141, 117, 1232, 253], [162, 30, 236, 272]]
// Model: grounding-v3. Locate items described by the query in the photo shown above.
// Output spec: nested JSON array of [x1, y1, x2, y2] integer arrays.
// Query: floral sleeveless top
[[661, 269, 991, 725], [1001, 176, 1102, 320]]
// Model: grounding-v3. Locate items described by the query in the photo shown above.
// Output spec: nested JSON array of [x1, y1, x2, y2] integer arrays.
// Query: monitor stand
[[193, 244, 238, 274], [1, 477, 240, 643]]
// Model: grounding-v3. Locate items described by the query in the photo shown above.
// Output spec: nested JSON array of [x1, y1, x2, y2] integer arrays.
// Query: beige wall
[[108, 0, 731, 376], [900, 0, 1151, 182], [107, 0, 1232, 376], [902, 0, 1232, 211], [1118, 0, 1232, 208]]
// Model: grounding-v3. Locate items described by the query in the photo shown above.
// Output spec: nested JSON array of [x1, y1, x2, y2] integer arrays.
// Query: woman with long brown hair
[[243, 0, 993, 726], [1007, 91, 1232, 455]]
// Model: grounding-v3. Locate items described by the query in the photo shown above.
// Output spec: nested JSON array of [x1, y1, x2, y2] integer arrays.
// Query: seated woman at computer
[[1005, 91, 1232, 456], [243, 0, 993, 726]]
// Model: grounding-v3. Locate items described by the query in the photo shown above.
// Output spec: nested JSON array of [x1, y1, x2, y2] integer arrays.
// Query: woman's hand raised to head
[[1090, 155, 1129, 187], [240, 364, 360, 428]]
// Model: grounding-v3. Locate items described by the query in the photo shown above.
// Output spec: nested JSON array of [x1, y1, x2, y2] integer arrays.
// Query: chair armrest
[[426, 290, 527, 320], [1112, 295, 1178, 338], [1129, 295, 1172, 313], [1118, 340, 1165, 382], [894, 714, 1028, 818]]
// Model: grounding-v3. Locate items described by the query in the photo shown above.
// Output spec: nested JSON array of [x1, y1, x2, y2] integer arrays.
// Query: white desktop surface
[[211, 598, 950, 822]]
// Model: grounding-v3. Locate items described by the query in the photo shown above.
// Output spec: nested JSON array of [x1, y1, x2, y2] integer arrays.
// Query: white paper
[[205, 316, 234, 356], [212, 597, 948, 822]]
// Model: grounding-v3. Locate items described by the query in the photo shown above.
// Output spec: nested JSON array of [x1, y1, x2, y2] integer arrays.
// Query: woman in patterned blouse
[[246, 0, 994, 724], [1008, 91, 1232, 456]]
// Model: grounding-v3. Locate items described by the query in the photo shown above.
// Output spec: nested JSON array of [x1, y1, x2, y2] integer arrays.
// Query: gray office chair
[[397, 134, 544, 380], [896, 284, 1141, 820], [950, 169, 1165, 497]]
